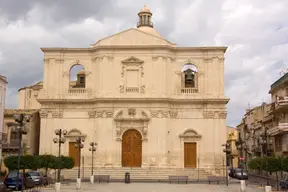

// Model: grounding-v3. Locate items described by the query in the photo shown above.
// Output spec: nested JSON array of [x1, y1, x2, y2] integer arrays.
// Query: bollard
[[265, 186, 272, 192], [76, 178, 81, 189], [240, 180, 246, 192], [55, 182, 61, 192], [90, 175, 94, 184]]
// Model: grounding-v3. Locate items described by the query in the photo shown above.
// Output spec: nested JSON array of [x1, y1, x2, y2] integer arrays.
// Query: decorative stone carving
[[114, 109, 150, 141], [218, 111, 227, 119], [150, 110, 178, 118], [169, 111, 178, 118], [88, 111, 96, 118], [121, 56, 144, 66], [95, 111, 104, 118], [203, 111, 215, 119], [85, 71, 92, 76], [128, 108, 136, 117], [52, 111, 63, 119], [179, 129, 202, 141], [62, 71, 69, 77], [140, 85, 145, 93], [119, 85, 124, 93], [121, 66, 125, 77], [105, 110, 114, 118], [39, 110, 48, 118], [140, 66, 144, 77]]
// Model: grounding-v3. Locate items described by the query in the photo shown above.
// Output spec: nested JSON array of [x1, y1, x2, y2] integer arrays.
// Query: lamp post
[[260, 127, 272, 186], [236, 132, 247, 192], [75, 136, 84, 189], [89, 142, 97, 184], [53, 129, 67, 192], [7, 113, 31, 192], [222, 142, 231, 186]]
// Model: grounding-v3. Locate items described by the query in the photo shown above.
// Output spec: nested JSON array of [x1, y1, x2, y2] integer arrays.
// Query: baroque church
[[19, 5, 229, 178]]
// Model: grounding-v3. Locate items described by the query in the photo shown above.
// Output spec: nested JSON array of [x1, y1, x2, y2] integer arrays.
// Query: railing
[[181, 88, 198, 94], [2, 139, 20, 149], [276, 96, 288, 105], [126, 87, 139, 93], [68, 88, 86, 94], [137, 21, 153, 27], [267, 122, 288, 136]]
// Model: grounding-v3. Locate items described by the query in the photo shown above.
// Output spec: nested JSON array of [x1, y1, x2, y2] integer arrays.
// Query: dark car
[[4, 171, 35, 190], [229, 168, 248, 180], [280, 174, 288, 190], [26, 171, 48, 186]]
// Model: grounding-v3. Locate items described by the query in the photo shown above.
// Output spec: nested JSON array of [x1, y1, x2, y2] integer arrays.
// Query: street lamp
[[89, 142, 97, 184], [75, 136, 84, 189], [222, 142, 231, 186], [260, 127, 272, 186], [7, 113, 31, 192], [53, 129, 67, 192]]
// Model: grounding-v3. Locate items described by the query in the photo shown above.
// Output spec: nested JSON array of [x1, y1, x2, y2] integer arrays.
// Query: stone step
[[59, 167, 212, 180]]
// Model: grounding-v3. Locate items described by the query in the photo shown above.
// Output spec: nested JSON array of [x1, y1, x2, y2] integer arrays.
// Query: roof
[[0, 75, 7, 83], [269, 72, 288, 93], [139, 5, 152, 14], [18, 81, 43, 92]]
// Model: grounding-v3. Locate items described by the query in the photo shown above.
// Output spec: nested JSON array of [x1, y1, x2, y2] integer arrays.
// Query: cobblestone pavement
[[40, 182, 266, 192]]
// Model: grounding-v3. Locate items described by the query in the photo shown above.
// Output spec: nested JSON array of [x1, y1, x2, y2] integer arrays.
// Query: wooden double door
[[184, 142, 197, 168], [69, 142, 80, 167], [122, 129, 142, 167]]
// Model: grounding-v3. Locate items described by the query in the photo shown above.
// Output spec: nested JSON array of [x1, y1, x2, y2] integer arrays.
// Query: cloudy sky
[[0, 0, 287, 126]]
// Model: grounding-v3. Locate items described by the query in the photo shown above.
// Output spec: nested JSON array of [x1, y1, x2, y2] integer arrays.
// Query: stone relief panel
[[114, 109, 150, 141], [202, 111, 227, 119], [87, 110, 114, 118], [52, 111, 63, 119], [39, 110, 49, 118], [150, 110, 178, 119]]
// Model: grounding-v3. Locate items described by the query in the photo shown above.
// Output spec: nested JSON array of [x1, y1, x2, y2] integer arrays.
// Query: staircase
[[59, 167, 212, 181]]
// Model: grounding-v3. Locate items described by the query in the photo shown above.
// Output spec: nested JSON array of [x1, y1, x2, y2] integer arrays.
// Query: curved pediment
[[121, 56, 144, 64], [114, 109, 150, 121], [66, 129, 86, 138], [179, 129, 202, 139]]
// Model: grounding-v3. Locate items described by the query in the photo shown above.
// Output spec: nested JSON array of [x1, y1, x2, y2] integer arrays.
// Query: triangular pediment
[[92, 28, 175, 47], [122, 56, 144, 64]]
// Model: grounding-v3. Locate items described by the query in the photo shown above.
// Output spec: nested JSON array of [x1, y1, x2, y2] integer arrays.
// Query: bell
[[184, 69, 194, 81]]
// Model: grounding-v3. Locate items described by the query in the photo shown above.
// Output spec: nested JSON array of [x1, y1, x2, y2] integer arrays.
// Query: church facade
[[35, 6, 229, 170]]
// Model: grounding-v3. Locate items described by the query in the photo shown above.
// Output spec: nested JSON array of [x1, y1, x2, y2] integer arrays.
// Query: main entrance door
[[122, 129, 142, 167], [69, 142, 79, 167], [184, 142, 197, 168]]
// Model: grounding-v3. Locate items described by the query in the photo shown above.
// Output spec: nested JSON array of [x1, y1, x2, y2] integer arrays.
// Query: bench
[[208, 176, 226, 184], [94, 175, 110, 183], [169, 176, 188, 184]]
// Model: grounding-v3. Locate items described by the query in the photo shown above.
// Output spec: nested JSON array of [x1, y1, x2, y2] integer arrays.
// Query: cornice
[[37, 97, 230, 105]]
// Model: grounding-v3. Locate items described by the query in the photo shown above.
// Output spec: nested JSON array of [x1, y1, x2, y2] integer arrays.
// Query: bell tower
[[137, 5, 153, 28]]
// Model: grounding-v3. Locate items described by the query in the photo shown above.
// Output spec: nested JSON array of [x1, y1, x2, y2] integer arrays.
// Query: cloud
[[0, 0, 287, 127]]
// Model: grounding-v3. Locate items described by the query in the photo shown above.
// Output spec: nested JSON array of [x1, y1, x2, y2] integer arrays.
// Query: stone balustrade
[[181, 88, 198, 94]]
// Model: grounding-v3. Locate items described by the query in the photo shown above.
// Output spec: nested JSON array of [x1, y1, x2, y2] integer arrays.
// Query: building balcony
[[268, 122, 288, 136], [275, 96, 288, 112], [252, 145, 262, 152], [181, 88, 198, 94], [2, 138, 20, 150]]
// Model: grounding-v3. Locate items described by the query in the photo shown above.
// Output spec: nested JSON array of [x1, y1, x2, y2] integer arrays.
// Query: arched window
[[69, 64, 86, 88], [181, 63, 198, 89]]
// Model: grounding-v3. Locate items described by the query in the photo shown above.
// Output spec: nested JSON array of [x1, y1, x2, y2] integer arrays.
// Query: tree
[[39, 155, 57, 176], [248, 157, 263, 173]]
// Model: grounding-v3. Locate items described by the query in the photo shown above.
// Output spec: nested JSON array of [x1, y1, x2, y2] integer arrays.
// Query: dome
[[139, 5, 152, 14], [137, 26, 161, 37]]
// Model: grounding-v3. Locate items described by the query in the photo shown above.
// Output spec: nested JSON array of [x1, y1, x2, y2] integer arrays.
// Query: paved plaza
[[40, 182, 265, 192]]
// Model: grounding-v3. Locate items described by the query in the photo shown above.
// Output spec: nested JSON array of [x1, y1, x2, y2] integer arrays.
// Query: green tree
[[39, 155, 57, 176]]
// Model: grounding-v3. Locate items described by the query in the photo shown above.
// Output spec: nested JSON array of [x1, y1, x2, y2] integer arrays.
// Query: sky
[[0, 0, 287, 127]]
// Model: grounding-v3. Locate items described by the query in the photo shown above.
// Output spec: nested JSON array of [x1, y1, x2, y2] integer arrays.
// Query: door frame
[[121, 129, 143, 167], [184, 142, 197, 168], [179, 129, 202, 168]]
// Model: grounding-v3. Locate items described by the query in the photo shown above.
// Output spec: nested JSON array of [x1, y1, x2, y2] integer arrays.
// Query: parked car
[[229, 168, 248, 180], [4, 171, 35, 190], [280, 174, 288, 190], [26, 171, 48, 186]]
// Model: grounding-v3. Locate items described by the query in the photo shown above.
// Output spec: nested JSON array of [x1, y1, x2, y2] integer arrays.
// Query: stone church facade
[[33, 6, 229, 170]]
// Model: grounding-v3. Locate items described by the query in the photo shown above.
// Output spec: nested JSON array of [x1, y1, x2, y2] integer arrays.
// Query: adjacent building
[[237, 72, 288, 163], [227, 126, 238, 168], [0, 75, 7, 167]]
